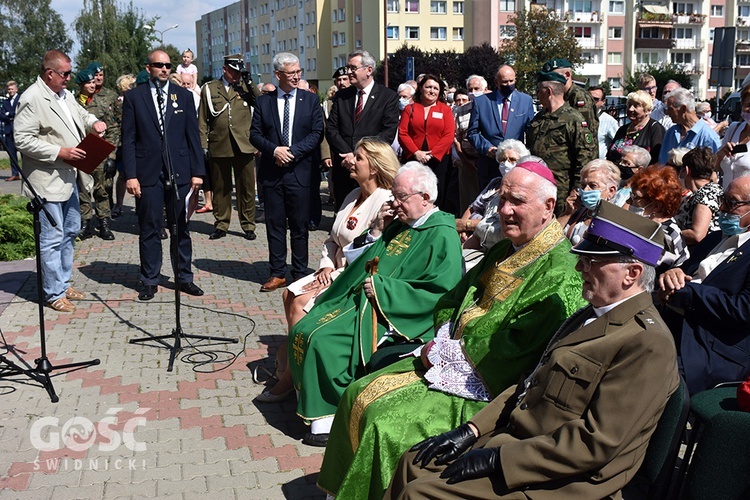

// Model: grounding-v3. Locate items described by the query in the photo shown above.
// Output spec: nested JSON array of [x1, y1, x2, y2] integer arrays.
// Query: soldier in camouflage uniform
[[77, 61, 121, 240], [527, 71, 598, 215], [542, 58, 599, 141]]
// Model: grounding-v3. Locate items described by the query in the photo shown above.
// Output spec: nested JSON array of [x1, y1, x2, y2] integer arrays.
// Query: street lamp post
[[145, 23, 179, 46]]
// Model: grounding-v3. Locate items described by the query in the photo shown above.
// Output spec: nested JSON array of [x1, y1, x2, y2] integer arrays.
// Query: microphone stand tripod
[[129, 83, 237, 372], [0, 167, 100, 402]]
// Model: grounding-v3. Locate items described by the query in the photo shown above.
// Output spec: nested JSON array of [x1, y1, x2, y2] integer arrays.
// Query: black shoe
[[302, 432, 329, 447], [180, 282, 204, 296], [244, 230, 257, 240], [111, 206, 122, 219], [78, 219, 94, 240], [209, 229, 227, 240], [99, 218, 115, 240], [138, 284, 157, 301], [308, 223, 318, 231], [160, 227, 168, 240]]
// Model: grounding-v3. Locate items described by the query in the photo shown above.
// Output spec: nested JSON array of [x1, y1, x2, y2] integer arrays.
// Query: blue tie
[[282, 94, 290, 146]]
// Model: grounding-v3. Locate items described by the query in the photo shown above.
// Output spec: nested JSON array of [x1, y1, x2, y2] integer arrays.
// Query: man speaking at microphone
[[122, 49, 205, 301]]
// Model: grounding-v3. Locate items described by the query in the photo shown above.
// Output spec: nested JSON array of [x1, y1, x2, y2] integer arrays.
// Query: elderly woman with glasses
[[606, 90, 665, 166]]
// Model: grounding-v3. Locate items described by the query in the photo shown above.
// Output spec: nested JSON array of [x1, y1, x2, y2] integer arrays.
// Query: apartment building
[[196, 0, 742, 97]]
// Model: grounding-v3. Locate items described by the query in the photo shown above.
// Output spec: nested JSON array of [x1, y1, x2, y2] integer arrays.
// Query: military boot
[[99, 217, 115, 240], [78, 219, 94, 240]]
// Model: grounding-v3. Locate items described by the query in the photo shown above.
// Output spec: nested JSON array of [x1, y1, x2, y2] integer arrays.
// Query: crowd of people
[[3, 45, 750, 498]]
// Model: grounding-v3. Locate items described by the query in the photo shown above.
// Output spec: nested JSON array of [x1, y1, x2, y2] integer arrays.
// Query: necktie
[[501, 97, 509, 135], [156, 86, 166, 134], [355, 89, 365, 123], [282, 93, 290, 146]]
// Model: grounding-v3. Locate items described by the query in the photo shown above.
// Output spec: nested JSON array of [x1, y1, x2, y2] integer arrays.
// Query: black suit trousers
[[136, 180, 194, 286], [263, 170, 310, 280]]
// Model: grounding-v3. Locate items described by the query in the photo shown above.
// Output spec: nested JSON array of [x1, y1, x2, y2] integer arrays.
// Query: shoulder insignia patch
[[576, 100, 585, 107], [581, 121, 588, 128]]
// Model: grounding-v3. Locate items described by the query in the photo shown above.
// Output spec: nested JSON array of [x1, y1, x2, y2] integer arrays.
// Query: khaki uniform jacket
[[565, 83, 599, 139], [198, 79, 258, 157], [469, 292, 679, 499], [87, 87, 121, 148], [14, 76, 99, 201]]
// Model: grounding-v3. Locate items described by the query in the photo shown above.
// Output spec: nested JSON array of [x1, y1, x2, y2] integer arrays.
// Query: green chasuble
[[317, 221, 586, 500], [289, 210, 462, 424]]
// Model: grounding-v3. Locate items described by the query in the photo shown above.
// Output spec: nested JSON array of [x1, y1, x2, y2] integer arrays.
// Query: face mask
[[578, 188, 602, 211], [704, 111, 712, 119], [718, 211, 750, 236], [498, 84, 514, 97], [472, 90, 484, 97], [399, 98, 410, 111], [619, 165, 635, 181], [743, 112, 750, 125], [628, 203, 651, 217], [498, 160, 515, 175]]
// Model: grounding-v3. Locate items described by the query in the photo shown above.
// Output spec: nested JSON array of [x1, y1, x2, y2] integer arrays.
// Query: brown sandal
[[48, 297, 76, 313], [65, 286, 86, 300]]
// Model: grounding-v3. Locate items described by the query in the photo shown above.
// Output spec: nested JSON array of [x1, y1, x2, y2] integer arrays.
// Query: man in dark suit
[[122, 49, 205, 301], [468, 65, 535, 189], [250, 52, 324, 292], [386, 202, 679, 499], [659, 175, 750, 395], [0, 80, 21, 181], [326, 49, 399, 211]]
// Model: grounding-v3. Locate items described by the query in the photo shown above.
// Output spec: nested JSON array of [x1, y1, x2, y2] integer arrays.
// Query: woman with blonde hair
[[257, 138, 398, 402], [607, 90, 665, 166]]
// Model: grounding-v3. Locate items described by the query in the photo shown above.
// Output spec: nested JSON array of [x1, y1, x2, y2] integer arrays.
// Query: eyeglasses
[[346, 65, 367, 74], [49, 69, 72, 78], [639, 85, 657, 92], [149, 62, 172, 69], [721, 195, 750, 211], [592, 96, 606, 103], [278, 69, 303, 77], [577, 255, 617, 272], [392, 191, 423, 203]]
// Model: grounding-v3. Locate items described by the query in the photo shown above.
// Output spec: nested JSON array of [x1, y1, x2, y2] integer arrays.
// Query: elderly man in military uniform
[[77, 62, 121, 240], [199, 54, 259, 241], [543, 58, 598, 140], [526, 70, 598, 215], [386, 202, 680, 500]]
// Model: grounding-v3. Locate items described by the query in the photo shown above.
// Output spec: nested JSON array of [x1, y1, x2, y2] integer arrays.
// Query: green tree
[[457, 42, 503, 90], [0, 0, 72, 88], [497, 8, 582, 94], [623, 63, 694, 98], [74, 0, 155, 88]]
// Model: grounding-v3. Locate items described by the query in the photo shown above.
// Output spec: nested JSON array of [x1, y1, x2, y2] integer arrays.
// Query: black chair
[[623, 376, 690, 500]]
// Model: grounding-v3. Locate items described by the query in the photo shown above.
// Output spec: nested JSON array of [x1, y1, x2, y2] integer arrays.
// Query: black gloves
[[440, 447, 500, 484], [104, 158, 117, 179], [410, 423, 478, 468]]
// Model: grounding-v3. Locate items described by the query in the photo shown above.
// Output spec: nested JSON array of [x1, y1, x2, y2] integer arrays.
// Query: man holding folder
[[14, 49, 106, 313]]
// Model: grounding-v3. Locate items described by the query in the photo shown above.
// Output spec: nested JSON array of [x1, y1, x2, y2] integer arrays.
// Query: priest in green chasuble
[[288, 162, 463, 446], [317, 161, 586, 499]]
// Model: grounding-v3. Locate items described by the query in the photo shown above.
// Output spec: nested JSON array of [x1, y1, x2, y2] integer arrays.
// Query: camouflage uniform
[[78, 86, 121, 221], [564, 83, 599, 141], [526, 102, 598, 215]]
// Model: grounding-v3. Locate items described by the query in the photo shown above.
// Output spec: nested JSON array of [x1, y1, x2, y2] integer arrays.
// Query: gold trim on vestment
[[349, 371, 423, 451], [385, 230, 412, 256], [455, 221, 565, 338]]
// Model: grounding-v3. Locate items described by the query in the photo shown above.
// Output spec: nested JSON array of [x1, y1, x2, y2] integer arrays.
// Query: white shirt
[[149, 80, 170, 121], [45, 85, 78, 138], [692, 232, 750, 284], [276, 88, 297, 145], [353, 79, 375, 114]]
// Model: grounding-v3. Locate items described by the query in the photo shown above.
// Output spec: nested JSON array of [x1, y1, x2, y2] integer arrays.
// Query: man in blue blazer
[[659, 175, 750, 395], [250, 52, 324, 292], [122, 49, 205, 301], [0, 80, 21, 181], [467, 65, 535, 190]]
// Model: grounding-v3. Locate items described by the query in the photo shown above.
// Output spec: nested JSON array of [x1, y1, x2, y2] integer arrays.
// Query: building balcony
[[577, 37, 604, 49], [679, 63, 704, 75], [739, 17, 750, 27], [673, 37, 705, 50], [673, 13, 706, 25], [738, 40, 750, 53], [580, 62, 605, 75], [636, 11, 673, 26], [565, 12, 604, 24], [635, 38, 674, 49]]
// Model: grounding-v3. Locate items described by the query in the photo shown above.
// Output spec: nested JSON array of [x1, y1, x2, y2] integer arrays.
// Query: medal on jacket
[[171, 94, 178, 108]]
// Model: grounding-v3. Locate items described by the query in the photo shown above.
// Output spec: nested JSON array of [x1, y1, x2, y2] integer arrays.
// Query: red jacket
[[398, 101, 455, 161]]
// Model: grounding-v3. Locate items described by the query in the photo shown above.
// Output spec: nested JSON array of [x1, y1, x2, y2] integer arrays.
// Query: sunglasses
[[50, 69, 73, 78], [149, 62, 172, 69]]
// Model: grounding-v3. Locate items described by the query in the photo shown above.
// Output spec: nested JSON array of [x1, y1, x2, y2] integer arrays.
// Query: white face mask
[[471, 90, 484, 97], [498, 160, 515, 176], [399, 98, 410, 111]]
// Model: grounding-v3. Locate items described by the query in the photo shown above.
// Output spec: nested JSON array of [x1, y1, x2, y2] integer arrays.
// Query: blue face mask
[[718, 211, 750, 236], [578, 188, 601, 211]]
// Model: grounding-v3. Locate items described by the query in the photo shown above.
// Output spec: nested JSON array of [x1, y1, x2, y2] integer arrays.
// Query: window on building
[[453, 27, 464, 40], [740, 5, 750, 17], [387, 0, 399, 12], [740, 29, 750, 40], [608, 26, 623, 39], [453, 1, 464, 14], [387, 26, 399, 39], [405, 26, 420, 39], [608, 77, 622, 89], [607, 52, 622, 64], [405, 0, 419, 13], [639, 27, 660, 38], [339, 8, 345, 20], [333, 10, 338, 22], [332, 33, 339, 46], [499, 25, 516, 38], [672, 52, 692, 65], [571, 0, 592, 13], [499, 0, 515, 11], [340, 32, 345, 44], [710, 5, 723, 16], [572, 26, 593, 38], [356, 14, 361, 22], [609, 1, 624, 14], [356, 39, 362, 48], [673, 2, 695, 14], [431, 1, 447, 13], [674, 27, 693, 39], [636, 52, 660, 65], [430, 27, 447, 40], [737, 55, 750, 67]]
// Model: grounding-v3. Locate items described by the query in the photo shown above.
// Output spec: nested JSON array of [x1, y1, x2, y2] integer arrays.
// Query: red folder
[[64, 133, 116, 174]]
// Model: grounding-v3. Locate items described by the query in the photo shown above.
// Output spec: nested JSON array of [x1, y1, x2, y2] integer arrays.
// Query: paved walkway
[[0, 168, 331, 499]]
